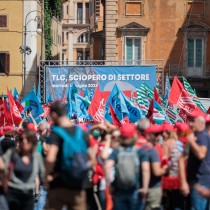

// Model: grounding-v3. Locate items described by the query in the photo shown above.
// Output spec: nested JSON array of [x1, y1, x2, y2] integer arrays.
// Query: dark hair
[[50, 101, 67, 117], [5, 131, 18, 138], [22, 119, 30, 129], [18, 129, 38, 149]]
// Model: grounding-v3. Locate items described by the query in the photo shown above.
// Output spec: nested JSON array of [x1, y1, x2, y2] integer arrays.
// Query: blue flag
[[47, 93, 53, 103], [21, 90, 44, 118], [36, 84, 41, 103], [84, 87, 91, 100], [71, 83, 78, 101], [105, 84, 129, 121], [75, 94, 91, 120], [13, 88, 19, 101], [122, 94, 143, 123], [66, 87, 72, 118]]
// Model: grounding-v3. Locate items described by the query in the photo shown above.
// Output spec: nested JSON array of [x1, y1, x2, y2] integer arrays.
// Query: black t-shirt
[[1, 138, 16, 154], [49, 125, 89, 190], [187, 130, 210, 187], [12, 152, 33, 182]]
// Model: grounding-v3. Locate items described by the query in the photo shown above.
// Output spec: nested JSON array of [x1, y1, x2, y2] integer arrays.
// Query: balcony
[[168, 63, 210, 79]]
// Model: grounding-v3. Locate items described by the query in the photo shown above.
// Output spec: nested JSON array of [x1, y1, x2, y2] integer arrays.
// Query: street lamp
[[20, 11, 42, 94]]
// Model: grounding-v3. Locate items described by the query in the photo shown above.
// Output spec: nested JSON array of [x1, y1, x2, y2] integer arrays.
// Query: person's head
[[22, 119, 30, 129], [162, 124, 177, 141], [4, 130, 18, 140], [111, 128, 121, 148], [145, 124, 163, 145], [38, 121, 50, 138], [188, 116, 206, 132], [120, 123, 137, 146], [18, 129, 37, 154], [50, 101, 67, 125], [136, 118, 150, 136]]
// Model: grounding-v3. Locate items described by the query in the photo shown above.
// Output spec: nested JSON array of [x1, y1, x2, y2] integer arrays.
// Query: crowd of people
[[0, 101, 210, 210]]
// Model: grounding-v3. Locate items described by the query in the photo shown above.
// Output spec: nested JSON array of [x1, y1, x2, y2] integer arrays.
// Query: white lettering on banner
[[52, 75, 66, 81], [52, 74, 150, 81]]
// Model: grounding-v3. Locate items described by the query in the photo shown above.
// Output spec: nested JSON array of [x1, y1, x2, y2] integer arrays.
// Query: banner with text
[[45, 65, 156, 100]]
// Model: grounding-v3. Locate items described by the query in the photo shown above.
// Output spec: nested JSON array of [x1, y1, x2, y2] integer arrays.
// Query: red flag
[[7, 88, 22, 126], [146, 99, 154, 123], [179, 108, 188, 122], [168, 77, 204, 116], [120, 116, 130, 125], [0, 99, 4, 127], [15, 99, 24, 113], [109, 103, 121, 127], [154, 87, 162, 106], [88, 87, 105, 122], [3, 99, 13, 126], [207, 107, 210, 115]]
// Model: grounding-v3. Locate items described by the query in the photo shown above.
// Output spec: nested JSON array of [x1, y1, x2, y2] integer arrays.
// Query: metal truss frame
[[39, 59, 164, 103]]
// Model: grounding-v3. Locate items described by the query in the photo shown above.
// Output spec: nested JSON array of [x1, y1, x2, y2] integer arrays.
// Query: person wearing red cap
[[143, 124, 168, 210], [179, 114, 210, 210], [135, 118, 150, 148], [105, 123, 149, 210], [161, 124, 186, 210]]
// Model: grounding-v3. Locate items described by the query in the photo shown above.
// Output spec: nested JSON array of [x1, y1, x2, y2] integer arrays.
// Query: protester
[[105, 123, 150, 210], [179, 111, 210, 210], [0, 155, 9, 210], [144, 124, 168, 210], [135, 118, 150, 148], [0, 129, 17, 154], [45, 101, 94, 210], [34, 121, 50, 210], [2, 129, 45, 210], [161, 124, 185, 210]]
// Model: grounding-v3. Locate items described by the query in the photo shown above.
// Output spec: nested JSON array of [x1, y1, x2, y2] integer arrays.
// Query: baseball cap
[[188, 109, 206, 119], [162, 123, 175, 132], [120, 123, 136, 138], [146, 124, 163, 133], [174, 122, 190, 132]]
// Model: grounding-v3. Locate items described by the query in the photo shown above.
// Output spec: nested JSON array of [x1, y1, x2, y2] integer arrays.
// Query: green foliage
[[44, 0, 63, 59]]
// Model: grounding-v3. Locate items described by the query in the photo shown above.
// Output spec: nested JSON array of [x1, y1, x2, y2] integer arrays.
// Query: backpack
[[115, 146, 140, 189], [52, 126, 89, 181]]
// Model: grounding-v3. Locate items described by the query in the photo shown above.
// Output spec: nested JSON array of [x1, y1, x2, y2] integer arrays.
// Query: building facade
[[0, 1, 23, 95], [51, 16, 62, 60], [0, 0, 44, 96], [62, 0, 90, 62], [89, 0, 210, 97]]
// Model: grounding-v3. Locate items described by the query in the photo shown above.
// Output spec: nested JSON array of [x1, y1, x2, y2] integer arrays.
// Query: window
[[187, 38, 203, 68], [62, 32, 64, 44], [125, 38, 141, 63], [62, 53, 65, 61], [125, 0, 143, 16], [0, 15, 8, 28], [0, 53, 10, 75], [86, 3, 90, 24], [77, 32, 89, 43], [67, 5, 69, 15], [77, 3, 83, 24], [66, 32, 68, 40]]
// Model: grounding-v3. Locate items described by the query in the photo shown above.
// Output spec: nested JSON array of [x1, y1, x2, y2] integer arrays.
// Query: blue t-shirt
[[109, 145, 149, 191], [187, 130, 210, 187], [142, 145, 161, 188]]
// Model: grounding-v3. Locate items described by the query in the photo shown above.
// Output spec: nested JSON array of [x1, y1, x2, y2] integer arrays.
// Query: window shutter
[[188, 39, 194, 67], [5, 53, 10, 75], [196, 39, 202, 67], [0, 15, 7, 27]]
